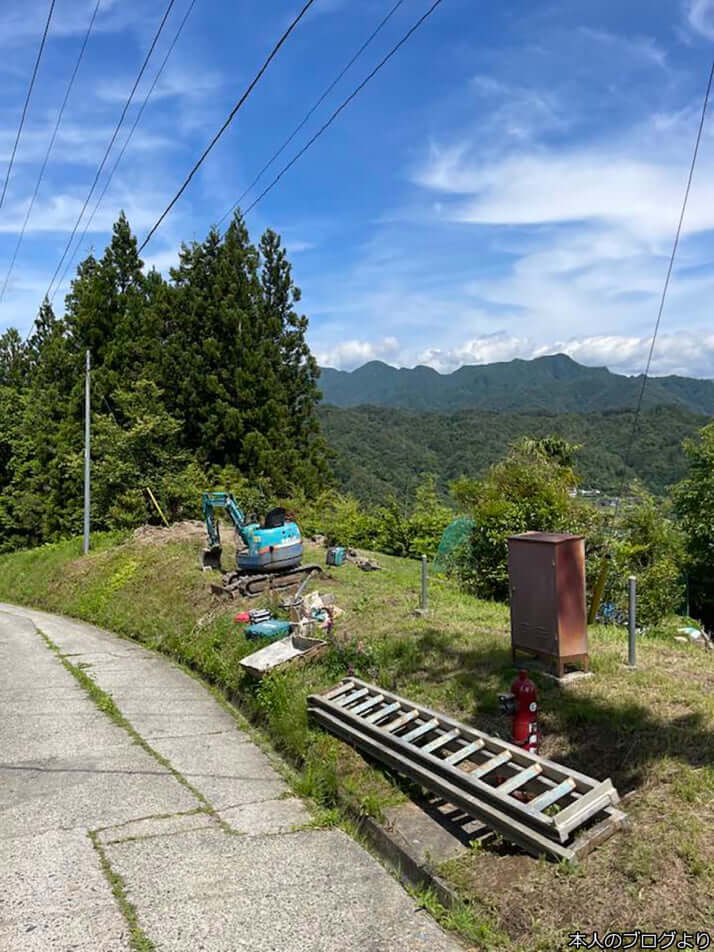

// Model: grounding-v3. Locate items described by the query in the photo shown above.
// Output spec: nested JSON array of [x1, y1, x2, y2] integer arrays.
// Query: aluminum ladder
[[308, 677, 628, 861]]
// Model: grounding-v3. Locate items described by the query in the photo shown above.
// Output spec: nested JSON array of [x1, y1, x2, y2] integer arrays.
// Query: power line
[[241, 0, 445, 220], [218, 0, 405, 229], [0, 0, 57, 209], [610, 56, 714, 525], [0, 0, 102, 306], [51, 0, 199, 301], [45, 0, 178, 301], [138, 0, 317, 253]]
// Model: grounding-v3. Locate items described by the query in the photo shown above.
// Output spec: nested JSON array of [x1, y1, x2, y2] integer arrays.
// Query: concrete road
[[0, 605, 461, 952]]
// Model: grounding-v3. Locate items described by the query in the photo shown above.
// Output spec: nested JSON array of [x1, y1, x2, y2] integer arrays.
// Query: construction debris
[[245, 619, 292, 640], [344, 549, 381, 571], [249, 608, 272, 624], [299, 590, 343, 635], [308, 678, 627, 862], [676, 626, 712, 650], [239, 632, 328, 677]]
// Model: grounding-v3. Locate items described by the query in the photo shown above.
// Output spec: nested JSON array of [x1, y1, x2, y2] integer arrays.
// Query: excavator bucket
[[200, 545, 223, 572]]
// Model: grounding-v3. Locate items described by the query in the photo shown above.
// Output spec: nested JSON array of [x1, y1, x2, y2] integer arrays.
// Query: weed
[[673, 766, 714, 804], [618, 840, 660, 885], [555, 858, 583, 879], [469, 837, 484, 855], [293, 807, 343, 830], [410, 885, 508, 949], [88, 831, 156, 952], [293, 740, 339, 806]]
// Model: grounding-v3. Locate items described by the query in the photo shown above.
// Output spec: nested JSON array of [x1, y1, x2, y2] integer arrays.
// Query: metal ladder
[[308, 677, 627, 861]]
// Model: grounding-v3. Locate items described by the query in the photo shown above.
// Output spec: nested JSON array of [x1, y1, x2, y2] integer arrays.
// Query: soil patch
[[132, 521, 206, 546]]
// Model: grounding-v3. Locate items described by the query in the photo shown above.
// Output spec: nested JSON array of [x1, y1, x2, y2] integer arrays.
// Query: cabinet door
[[508, 541, 557, 655], [555, 539, 587, 655]]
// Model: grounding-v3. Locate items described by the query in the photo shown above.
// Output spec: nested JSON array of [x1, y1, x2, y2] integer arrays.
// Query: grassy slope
[[1, 532, 712, 948]]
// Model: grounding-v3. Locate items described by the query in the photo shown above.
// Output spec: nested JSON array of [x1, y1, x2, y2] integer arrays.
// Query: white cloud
[[315, 337, 400, 370], [688, 0, 714, 39], [0, 0, 145, 50], [285, 240, 314, 255], [0, 181, 166, 236], [416, 330, 714, 378], [0, 119, 174, 173], [96, 64, 223, 105], [415, 132, 714, 240], [419, 333, 534, 372], [468, 75, 568, 143], [577, 27, 668, 69], [142, 246, 180, 276]]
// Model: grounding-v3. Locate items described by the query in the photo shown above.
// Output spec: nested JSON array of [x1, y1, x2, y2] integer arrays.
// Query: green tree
[[0, 210, 331, 549], [451, 437, 578, 600], [673, 422, 714, 626], [0, 328, 27, 389], [91, 379, 191, 529], [606, 487, 684, 626], [259, 228, 329, 494]]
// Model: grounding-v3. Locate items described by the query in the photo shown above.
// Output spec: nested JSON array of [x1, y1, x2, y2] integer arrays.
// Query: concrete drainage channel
[[0, 605, 463, 952]]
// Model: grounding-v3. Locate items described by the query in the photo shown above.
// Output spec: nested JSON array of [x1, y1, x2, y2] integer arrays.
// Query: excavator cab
[[263, 507, 286, 529]]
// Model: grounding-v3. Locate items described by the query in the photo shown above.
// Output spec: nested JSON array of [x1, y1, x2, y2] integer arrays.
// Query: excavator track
[[212, 564, 324, 599]]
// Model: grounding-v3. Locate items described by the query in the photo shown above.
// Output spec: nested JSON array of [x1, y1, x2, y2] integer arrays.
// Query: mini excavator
[[201, 492, 320, 598]]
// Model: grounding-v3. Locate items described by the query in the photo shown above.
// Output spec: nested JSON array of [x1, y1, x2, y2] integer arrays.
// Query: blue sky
[[1, 0, 714, 377]]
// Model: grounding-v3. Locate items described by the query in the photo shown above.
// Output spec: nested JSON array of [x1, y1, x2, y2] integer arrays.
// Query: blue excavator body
[[201, 492, 303, 573]]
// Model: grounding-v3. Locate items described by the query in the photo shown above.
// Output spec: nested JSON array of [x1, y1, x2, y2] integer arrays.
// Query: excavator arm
[[201, 492, 251, 570]]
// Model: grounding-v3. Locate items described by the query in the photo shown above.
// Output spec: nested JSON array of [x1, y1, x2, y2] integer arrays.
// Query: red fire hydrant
[[499, 670, 538, 753]]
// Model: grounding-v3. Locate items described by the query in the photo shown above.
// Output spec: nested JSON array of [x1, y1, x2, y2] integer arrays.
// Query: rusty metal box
[[507, 532, 588, 675]]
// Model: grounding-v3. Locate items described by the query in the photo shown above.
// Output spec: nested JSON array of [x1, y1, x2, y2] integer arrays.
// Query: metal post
[[420, 554, 428, 612], [685, 572, 690, 618], [628, 575, 636, 668], [83, 349, 90, 555]]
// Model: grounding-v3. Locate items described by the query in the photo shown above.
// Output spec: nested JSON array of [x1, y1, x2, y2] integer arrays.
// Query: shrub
[[450, 438, 577, 601], [673, 422, 714, 627]]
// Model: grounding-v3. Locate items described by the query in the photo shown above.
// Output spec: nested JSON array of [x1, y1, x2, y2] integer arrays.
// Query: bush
[[286, 474, 453, 560], [673, 422, 714, 627], [606, 488, 685, 627], [450, 438, 577, 600], [447, 439, 684, 626]]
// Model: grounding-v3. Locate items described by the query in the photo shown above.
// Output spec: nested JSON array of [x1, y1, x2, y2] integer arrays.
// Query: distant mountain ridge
[[318, 354, 714, 414]]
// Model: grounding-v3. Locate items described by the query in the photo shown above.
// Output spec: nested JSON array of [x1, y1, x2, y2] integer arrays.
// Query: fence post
[[420, 554, 428, 612], [628, 575, 636, 668]]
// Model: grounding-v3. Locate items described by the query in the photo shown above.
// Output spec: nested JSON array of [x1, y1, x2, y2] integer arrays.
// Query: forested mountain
[[0, 212, 327, 549], [319, 355, 714, 414], [320, 404, 706, 502]]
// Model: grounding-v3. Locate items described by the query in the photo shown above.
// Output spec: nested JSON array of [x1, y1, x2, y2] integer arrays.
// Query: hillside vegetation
[[321, 403, 705, 500], [0, 532, 711, 946], [0, 211, 327, 551], [319, 354, 714, 413]]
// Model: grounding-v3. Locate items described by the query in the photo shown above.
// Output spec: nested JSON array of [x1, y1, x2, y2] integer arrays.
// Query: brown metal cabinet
[[507, 532, 588, 676]]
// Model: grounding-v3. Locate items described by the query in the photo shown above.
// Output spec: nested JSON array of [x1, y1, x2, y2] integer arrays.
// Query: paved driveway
[[0, 605, 460, 952]]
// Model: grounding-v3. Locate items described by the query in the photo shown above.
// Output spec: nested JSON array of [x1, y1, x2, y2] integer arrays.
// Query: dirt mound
[[132, 520, 205, 546]]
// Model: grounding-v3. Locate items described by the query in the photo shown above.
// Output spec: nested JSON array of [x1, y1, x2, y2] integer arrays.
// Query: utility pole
[[83, 349, 90, 555]]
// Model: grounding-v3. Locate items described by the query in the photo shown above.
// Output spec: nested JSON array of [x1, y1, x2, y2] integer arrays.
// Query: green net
[[432, 517, 475, 574]]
